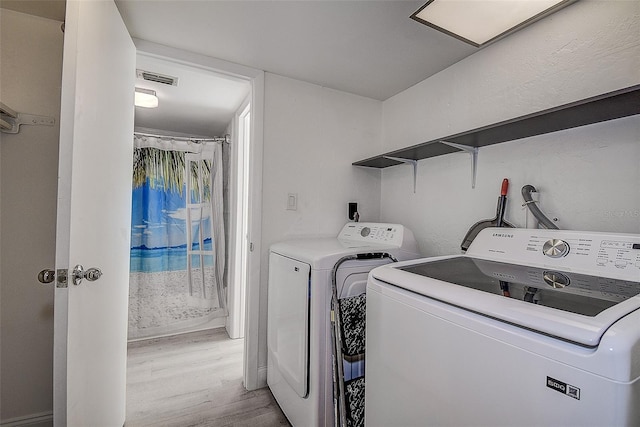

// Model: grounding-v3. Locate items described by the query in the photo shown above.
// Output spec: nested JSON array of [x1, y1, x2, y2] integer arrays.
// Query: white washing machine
[[366, 227, 640, 427], [267, 222, 420, 427]]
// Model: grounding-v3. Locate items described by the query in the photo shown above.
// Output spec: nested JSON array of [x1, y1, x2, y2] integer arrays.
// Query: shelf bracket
[[383, 156, 418, 193], [0, 102, 55, 134], [0, 113, 55, 134], [439, 141, 479, 189]]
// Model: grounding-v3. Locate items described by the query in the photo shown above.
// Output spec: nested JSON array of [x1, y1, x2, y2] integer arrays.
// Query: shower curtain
[[128, 134, 226, 339]]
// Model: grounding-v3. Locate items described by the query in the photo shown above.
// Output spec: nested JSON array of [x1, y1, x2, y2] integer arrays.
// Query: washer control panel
[[468, 228, 640, 280], [339, 222, 406, 247]]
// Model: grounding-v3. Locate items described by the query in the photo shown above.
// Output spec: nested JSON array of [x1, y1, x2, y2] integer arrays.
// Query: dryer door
[[267, 253, 311, 397]]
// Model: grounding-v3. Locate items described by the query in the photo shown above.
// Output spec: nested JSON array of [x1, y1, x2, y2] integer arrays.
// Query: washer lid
[[372, 255, 640, 347]]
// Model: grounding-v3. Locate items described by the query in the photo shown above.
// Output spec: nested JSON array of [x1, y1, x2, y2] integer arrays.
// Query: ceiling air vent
[[136, 69, 179, 86]]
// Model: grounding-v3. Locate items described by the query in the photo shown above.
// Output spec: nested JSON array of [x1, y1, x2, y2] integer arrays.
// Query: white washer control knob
[[361, 227, 371, 237], [543, 239, 570, 258]]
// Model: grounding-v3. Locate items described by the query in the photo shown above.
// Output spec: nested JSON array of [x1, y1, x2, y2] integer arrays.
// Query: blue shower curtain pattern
[[130, 178, 213, 273], [128, 136, 226, 340]]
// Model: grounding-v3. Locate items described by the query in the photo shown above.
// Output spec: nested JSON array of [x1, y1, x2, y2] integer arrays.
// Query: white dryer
[[366, 227, 640, 426], [267, 222, 420, 427]]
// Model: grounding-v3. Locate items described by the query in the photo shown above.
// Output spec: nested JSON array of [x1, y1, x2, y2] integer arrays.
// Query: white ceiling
[[4, 0, 481, 137], [115, 0, 478, 101], [134, 54, 251, 137]]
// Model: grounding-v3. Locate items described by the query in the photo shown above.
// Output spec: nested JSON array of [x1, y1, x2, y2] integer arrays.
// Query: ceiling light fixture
[[411, 0, 577, 48], [134, 87, 159, 108]]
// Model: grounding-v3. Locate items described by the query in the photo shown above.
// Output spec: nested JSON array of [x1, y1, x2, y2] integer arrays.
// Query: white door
[[54, 1, 135, 425]]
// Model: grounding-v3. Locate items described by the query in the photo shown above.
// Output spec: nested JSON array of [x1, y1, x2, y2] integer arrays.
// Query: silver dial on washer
[[543, 239, 570, 258], [360, 227, 371, 237], [543, 271, 570, 288]]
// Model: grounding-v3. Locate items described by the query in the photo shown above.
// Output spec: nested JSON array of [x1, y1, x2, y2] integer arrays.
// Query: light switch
[[287, 193, 298, 211]]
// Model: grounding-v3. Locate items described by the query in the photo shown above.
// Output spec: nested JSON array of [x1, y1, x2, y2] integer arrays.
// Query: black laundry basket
[[339, 293, 367, 357], [345, 376, 366, 427], [330, 253, 397, 427]]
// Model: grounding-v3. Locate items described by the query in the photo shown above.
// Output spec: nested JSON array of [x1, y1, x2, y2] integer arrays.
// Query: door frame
[[226, 97, 251, 341], [133, 39, 265, 390]]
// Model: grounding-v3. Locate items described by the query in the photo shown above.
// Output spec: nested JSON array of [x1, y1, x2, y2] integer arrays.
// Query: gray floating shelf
[[353, 84, 640, 169]]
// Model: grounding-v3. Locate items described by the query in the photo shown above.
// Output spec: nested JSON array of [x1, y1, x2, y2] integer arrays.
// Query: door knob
[[38, 269, 56, 284], [72, 264, 103, 286]]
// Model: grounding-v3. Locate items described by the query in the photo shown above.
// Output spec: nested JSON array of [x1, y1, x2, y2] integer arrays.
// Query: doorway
[[128, 42, 265, 392], [128, 52, 250, 340]]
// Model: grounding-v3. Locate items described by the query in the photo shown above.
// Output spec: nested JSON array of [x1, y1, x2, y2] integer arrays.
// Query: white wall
[[380, 0, 640, 256], [258, 73, 383, 369], [0, 9, 63, 424]]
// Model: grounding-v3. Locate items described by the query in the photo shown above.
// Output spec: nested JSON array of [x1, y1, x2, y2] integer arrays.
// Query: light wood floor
[[126, 328, 290, 426]]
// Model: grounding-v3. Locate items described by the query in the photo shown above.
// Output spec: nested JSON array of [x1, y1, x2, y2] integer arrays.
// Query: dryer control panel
[[338, 222, 408, 247], [468, 228, 640, 281]]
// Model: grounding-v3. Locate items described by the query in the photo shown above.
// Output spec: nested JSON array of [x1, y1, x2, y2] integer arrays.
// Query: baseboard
[[128, 317, 227, 342], [0, 411, 53, 427]]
